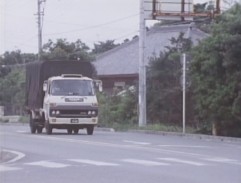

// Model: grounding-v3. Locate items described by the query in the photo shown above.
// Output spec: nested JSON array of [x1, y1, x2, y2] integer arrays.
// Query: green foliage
[[147, 33, 193, 125], [0, 68, 25, 115], [92, 40, 119, 54], [0, 51, 36, 114], [98, 89, 138, 128], [0, 50, 37, 65], [42, 39, 94, 61], [190, 3, 241, 136]]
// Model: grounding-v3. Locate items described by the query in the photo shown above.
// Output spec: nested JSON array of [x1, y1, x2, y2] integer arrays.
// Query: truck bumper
[[48, 117, 98, 125]]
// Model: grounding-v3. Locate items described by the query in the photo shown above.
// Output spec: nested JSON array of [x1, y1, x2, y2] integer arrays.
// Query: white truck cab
[[42, 74, 102, 135]]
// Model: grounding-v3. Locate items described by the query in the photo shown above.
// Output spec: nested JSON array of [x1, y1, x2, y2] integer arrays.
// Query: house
[[93, 24, 208, 93]]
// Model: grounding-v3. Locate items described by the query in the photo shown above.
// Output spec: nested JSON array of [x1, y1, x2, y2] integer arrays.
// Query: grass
[[0, 115, 28, 123], [99, 121, 198, 134]]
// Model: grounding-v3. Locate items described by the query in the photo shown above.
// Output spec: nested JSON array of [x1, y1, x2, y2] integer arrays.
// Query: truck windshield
[[50, 79, 94, 96]]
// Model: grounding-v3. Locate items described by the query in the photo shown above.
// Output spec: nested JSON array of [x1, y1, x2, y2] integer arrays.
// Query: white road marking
[[69, 159, 120, 166], [204, 158, 241, 165], [158, 158, 206, 166], [122, 159, 169, 166], [2, 149, 26, 164], [158, 145, 210, 148], [123, 140, 151, 145], [26, 161, 70, 168], [16, 130, 27, 133], [0, 165, 21, 172]]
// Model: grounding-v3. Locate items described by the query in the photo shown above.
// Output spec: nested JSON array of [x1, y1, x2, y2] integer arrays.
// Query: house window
[[113, 81, 125, 95], [114, 81, 125, 90]]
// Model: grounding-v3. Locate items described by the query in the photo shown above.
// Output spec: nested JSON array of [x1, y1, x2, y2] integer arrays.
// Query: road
[[0, 124, 241, 183]]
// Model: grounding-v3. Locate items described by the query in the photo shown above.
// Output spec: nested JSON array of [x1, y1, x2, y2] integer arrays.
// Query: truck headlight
[[52, 110, 56, 115], [92, 103, 98, 107]]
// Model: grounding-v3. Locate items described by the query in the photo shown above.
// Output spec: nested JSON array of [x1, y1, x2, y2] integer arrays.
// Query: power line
[[44, 14, 139, 36]]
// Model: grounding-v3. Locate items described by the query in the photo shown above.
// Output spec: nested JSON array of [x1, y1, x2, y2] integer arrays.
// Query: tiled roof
[[94, 24, 208, 76]]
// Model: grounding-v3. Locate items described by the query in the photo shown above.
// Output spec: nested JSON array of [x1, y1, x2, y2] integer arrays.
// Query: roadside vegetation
[[1, 3, 241, 137]]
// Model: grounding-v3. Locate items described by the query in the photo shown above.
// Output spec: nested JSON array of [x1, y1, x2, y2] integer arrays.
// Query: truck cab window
[[50, 79, 94, 96]]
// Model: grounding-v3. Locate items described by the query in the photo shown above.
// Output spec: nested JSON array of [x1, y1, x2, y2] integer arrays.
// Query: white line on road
[[123, 140, 151, 145], [158, 157, 206, 166], [0, 165, 21, 172], [158, 145, 211, 148], [122, 159, 169, 166], [26, 161, 70, 168], [16, 130, 27, 133], [2, 149, 26, 164], [204, 158, 241, 165], [69, 159, 120, 166]]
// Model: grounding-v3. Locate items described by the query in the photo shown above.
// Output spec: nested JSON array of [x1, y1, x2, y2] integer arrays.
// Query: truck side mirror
[[43, 81, 48, 92], [94, 80, 103, 92]]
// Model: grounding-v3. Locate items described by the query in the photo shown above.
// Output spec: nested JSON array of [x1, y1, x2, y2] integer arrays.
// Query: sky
[[0, 0, 143, 54], [0, 0, 233, 54]]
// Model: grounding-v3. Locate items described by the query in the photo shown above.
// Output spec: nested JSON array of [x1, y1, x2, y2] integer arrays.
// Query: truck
[[25, 61, 102, 135]]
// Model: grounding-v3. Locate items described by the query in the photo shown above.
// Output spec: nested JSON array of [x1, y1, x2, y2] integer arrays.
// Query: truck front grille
[[50, 108, 98, 118]]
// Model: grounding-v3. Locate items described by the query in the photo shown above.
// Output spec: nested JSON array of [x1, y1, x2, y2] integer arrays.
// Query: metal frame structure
[[152, 0, 221, 19]]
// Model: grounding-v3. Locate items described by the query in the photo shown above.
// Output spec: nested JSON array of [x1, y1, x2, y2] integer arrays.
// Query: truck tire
[[87, 125, 94, 135], [67, 129, 72, 134], [37, 127, 43, 134], [74, 129, 79, 134], [30, 114, 37, 134], [45, 121, 52, 135], [30, 126, 37, 134]]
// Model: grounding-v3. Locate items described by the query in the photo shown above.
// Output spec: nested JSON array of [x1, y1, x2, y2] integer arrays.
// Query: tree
[[190, 3, 241, 136], [42, 39, 94, 61], [92, 40, 119, 54], [146, 33, 193, 125], [0, 51, 36, 65], [0, 68, 25, 115]]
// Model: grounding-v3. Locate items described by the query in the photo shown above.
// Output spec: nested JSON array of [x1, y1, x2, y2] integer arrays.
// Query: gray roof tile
[[94, 24, 208, 76]]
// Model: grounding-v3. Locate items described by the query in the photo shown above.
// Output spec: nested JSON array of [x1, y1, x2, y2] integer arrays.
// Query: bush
[[98, 88, 138, 128]]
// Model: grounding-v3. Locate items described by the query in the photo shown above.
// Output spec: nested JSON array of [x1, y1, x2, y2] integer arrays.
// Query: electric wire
[[44, 13, 139, 36]]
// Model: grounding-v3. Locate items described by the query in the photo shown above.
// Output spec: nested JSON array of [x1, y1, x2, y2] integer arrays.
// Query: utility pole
[[37, 0, 45, 61], [138, 0, 147, 127], [182, 23, 193, 134], [182, 53, 186, 134]]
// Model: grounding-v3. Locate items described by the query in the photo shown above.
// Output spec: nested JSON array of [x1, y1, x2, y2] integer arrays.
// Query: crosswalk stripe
[[122, 159, 169, 166], [204, 158, 241, 165], [158, 158, 206, 166], [123, 140, 151, 145], [69, 159, 120, 166], [0, 165, 21, 172], [26, 161, 70, 168]]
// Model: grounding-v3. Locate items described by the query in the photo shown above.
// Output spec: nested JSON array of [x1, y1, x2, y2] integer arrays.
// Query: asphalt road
[[0, 124, 241, 183]]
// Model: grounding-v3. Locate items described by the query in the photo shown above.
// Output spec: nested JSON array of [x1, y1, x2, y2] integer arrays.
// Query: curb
[[95, 127, 115, 132], [128, 130, 241, 143]]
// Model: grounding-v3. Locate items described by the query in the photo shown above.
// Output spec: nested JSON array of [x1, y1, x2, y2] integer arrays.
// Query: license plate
[[71, 119, 79, 123]]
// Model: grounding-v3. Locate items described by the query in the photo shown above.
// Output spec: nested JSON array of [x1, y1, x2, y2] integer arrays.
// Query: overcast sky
[[0, 0, 231, 54], [0, 0, 143, 54]]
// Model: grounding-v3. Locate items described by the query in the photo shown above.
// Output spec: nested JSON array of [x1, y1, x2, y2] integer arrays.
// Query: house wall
[[98, 74, 138, 94]]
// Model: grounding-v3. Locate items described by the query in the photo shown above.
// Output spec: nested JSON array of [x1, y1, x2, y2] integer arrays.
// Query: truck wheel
[[30, 114, 37, 134], [37, 127, 43, 134], [74, 129, 79, 134], [87, 125, 94, 135], [31, 125, 37, 134], [67, 129, 72, 134], [45, 121, 52, 135]]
